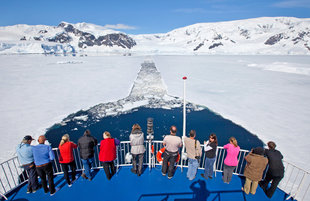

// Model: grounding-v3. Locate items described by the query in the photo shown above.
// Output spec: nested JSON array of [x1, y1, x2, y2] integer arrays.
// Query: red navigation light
[[182, 76, 187, 80]]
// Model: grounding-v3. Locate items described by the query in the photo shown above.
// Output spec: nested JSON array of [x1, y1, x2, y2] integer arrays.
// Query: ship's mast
[[180, 76, 187, 171]]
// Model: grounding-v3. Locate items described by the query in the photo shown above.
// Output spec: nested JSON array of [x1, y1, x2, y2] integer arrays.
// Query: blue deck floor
[[5, 166, 294, 201]]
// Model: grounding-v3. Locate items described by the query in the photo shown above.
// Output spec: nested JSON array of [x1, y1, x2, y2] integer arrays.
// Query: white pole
[[149, 140, 151, 170], [180, 76, 187, 171], [182, 76, 187, 139]]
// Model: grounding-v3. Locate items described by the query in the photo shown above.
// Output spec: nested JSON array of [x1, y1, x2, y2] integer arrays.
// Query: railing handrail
[[1, 141, 309, 201]]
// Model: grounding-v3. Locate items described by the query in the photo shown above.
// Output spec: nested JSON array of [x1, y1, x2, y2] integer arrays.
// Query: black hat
[[253, 147, 264, 155], [23, 135, 34, 141]]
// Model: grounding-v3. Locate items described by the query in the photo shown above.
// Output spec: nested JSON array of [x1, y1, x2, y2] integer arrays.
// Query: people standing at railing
[[242, 147, 268, 195], [184, 130, 202, 180], [16, 135, 40, 194], [259, 141, 285, 198], [129, 124, 146, 176], [58, 134, 78, 187], [201, 133, 218, 180], [162, 125, 182, 179], [222, 137, 240, 184], [32, 135, 57, 196], [78, 129, 98, 181], [99, 131, 120, 180]]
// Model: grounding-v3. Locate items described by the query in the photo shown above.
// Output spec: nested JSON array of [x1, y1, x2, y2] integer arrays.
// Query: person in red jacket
[[58, 134, 78, 187], [99, 131, 120, 180]]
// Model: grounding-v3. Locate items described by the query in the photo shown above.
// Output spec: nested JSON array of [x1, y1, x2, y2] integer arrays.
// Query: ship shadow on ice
[[45, 61, 264, 150]]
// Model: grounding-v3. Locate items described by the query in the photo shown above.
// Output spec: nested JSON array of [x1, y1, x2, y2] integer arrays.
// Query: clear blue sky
[[1, 0, 310, 34]]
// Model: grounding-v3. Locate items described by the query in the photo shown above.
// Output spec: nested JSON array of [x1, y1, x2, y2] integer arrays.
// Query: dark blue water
[[45, 107, 264, 150]]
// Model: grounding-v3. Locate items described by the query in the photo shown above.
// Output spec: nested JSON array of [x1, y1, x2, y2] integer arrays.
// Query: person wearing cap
[[161, 125, 182, 179], [32, 135, 56, 196], [16, 135, 40, 194], [259, 141, 285, 198], [242, 147, 268, 195], [78, 129, 98, 181]]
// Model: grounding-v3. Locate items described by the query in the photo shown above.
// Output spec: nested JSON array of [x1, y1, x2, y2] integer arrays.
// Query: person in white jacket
[[129, 124, 145, 176]]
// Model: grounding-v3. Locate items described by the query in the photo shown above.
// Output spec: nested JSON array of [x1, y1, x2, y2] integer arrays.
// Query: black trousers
[[162, 150, 178, 178], [260, 171, 283, 198], [132, 154, 144, 175], [102, 161, 115, 180], [36, 162, 55, 194], [61, 161, 77, 185], [23, 163, 39, 191]]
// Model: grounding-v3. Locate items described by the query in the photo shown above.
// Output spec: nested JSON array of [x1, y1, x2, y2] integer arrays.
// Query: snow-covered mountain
[[0, 17, 310, 55]]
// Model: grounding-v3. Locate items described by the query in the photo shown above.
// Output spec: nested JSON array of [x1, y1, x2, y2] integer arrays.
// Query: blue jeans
[[187, 158, 199, 180], [81, 157, 94, 178], [204, 157, 216, 178]]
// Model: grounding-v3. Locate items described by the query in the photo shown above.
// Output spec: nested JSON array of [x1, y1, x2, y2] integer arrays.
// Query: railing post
[[116, 144, 119, 173], [0, 191, 8, 200]]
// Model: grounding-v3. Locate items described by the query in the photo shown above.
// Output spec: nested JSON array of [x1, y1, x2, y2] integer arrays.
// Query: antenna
[[146, 118, 155, 170]]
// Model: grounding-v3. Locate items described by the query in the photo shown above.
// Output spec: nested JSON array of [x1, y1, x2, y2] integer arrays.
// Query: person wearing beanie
[[78, 130, 98, 181], [242, 147, 268, 195]]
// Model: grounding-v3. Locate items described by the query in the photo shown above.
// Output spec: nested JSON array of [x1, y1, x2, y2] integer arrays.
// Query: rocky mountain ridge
[[0, 17, 310, 54]]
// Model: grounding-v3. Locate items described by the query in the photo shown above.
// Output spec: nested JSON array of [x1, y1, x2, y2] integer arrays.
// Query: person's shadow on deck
[[174, 179, 209, 201], [137, 178, 245, 201]]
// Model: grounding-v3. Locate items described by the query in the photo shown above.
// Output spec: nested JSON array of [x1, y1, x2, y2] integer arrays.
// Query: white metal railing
[[0, 156, 27, 199], [1, 141, 309, 201], [279, 161, 310, 201]]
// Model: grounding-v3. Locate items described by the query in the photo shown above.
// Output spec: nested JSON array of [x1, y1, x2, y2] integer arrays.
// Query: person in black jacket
[[78, 130, 98, 181], [259, 141, 285, 198], [201, 133, 218, 179]]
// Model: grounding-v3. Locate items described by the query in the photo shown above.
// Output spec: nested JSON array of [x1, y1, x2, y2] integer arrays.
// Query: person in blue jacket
[[32, 135, 56, 196], [16, 135, 40, 193]]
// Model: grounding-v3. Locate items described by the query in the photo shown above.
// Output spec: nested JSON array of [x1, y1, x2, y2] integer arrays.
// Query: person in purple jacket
[[222, 137, 240, 184]]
